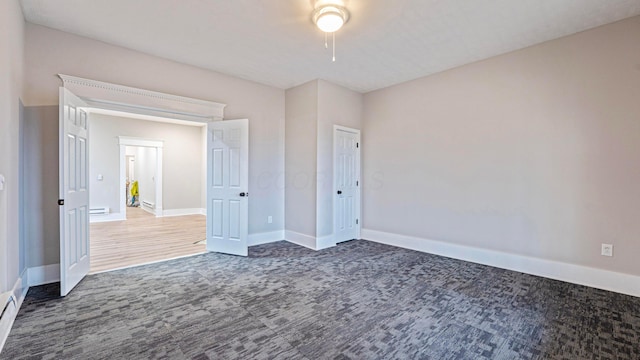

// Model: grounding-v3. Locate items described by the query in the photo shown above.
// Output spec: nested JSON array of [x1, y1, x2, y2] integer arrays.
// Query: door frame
[[118, 136, 164, 218], [57, 75, 228, 283], [333, 125, 361, 242]]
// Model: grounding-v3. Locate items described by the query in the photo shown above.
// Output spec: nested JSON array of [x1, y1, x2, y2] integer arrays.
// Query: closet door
[[206, 119, 249, 256]]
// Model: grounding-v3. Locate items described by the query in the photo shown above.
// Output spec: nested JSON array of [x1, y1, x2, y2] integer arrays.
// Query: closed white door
[[206, 119, 249, 256], [334, 127, 360, 243], [59, 88, 90, 296]]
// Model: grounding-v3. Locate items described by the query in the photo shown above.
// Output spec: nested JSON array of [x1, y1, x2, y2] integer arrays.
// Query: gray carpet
[[2, 240, 639, 359]]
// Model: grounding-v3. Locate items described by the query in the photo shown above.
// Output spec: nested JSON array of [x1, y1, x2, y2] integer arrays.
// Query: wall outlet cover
[[601, 243, 613, 257]]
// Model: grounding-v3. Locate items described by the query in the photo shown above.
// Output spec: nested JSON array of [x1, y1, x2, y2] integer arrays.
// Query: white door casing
[[117, 137, 164, 219], [206, 119, 249, 256], [334, 126, 361, 243], [59, 88, 91, 296]]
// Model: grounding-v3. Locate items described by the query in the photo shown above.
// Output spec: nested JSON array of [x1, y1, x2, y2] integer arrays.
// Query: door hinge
[[356, 142, 359, 148], [356, 180, 359, 186], [58, 199, 64, 206], [356, 219, 359, 225]]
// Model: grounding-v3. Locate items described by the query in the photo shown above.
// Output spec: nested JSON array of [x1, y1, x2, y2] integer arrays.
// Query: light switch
[[97, 174, 103, 181], [0, 174, 5, 191]]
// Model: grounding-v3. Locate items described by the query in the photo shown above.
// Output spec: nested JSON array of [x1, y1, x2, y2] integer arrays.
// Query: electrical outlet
[[267, 216, 273, 224], [601, 244, 613, 257]]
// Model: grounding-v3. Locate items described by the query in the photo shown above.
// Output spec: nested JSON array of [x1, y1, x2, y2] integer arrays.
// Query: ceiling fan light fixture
[[313, 5, 349, 33]]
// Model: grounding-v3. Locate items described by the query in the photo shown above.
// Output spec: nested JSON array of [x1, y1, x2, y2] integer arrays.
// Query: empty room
[[1, 1, 639, 359]]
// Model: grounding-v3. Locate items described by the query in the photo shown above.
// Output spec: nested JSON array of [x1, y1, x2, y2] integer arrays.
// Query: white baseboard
[[362, 228, 640, 298], [316, 235, 336, 250], [161, 208, 206, 217], [90, 212, 126, 223], [27, 264, 60, 287], [0, 269, 29, 354], [11, 269, 28, 307], [248, 230, 284, 246], [141, 205, 157, 216], [284, 231, 336, 251], [284, 230, 317, 250]]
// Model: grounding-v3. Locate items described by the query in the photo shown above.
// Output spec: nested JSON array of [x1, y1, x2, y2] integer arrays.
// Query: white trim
[[283, 231, 336, 251], [248, 231, 285, 246], [362, 229, 640, 298], [285, 231, 318, 250], [0, 271, 28, 354], [119, 144, 127, 218], [87, 108, 207, 127], [27, 264, 60, 287], [316, 235, 336, 250], [0, 294, 15, 354], [12, 269, 28, 305], [333, 125, 362, 243], [161, 208, 206, 217], [58, 74, 226, 122], [155, 147, 163, 215], [90, 212, 126, 223], [118, 136, 164, 148]]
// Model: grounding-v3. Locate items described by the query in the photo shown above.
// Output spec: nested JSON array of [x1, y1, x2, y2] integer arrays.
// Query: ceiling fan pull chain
[[325, 32, 328, 49], [332, 32, 336, 62]]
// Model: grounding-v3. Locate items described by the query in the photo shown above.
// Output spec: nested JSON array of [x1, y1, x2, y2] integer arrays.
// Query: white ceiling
[[20, 0, 640, 93]]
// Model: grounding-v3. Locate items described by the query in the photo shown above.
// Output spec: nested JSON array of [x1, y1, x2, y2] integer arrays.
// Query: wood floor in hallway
[[89, 207, 206, 273]]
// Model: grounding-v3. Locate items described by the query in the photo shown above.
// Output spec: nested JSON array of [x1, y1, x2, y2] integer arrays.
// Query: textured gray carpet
[[2, 240, 639, 359]]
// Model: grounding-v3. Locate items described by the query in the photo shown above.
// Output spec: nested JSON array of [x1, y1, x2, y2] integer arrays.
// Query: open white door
[[206, 119, 249, 256], [334, 126, 361, 243], [59, 87, 90, 296]]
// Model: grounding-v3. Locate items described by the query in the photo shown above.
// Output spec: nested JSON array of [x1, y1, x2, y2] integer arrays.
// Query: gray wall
[[24, 106, 59, 268], [89, 113, 204, 214], [284, 80, 363, 239], [0, 0, 25, 293], [362, 16, 640, 276], [316, 80, 363, 238], [23, 23, 285, 268], [285, 80, 318, 236]]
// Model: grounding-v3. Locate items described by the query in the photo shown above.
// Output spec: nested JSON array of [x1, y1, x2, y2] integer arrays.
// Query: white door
[[334, 127, 361, 243], [59, 88, 90, 296], [206, 119, 249, 256]]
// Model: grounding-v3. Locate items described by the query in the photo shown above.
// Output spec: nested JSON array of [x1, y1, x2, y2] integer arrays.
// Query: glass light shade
[[313, 5, 349, 33], [316, 12, 344, 32]]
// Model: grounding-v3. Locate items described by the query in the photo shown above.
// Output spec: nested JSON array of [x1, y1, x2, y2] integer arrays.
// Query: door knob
[[239, 192, 248, 197], [337, 190, 342, 195]]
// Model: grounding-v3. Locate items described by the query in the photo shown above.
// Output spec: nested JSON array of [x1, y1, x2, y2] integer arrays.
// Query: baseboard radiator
[[89, 207, 110, 215], [141, 200, 155, 209], [0, 292, 17, 351]]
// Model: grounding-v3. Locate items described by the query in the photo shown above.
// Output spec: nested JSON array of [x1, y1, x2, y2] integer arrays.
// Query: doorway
[[117, 137, 164, 218], [333, 125, 361, 243], [57, 75, 250, 296], [88, 113, 204, 273]]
